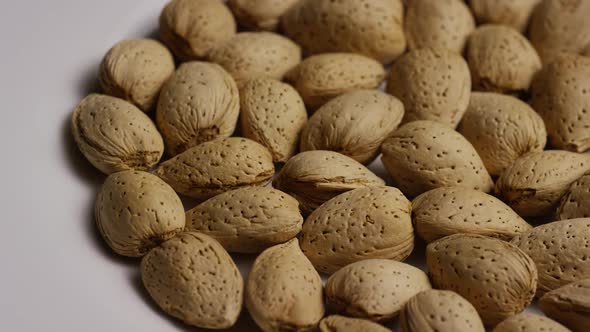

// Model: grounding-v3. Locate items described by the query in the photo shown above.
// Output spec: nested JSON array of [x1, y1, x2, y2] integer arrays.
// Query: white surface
[[0, 1, 542, 331]]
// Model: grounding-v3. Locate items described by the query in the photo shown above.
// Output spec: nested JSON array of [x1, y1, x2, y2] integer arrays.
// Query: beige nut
[[511, 218, 590, 294], [71, 94, 164, 175], [300, 90, 404, 165], [228, 0, 300, 31], [246, 239, 324, 332], [467, 24, 542, 93], [273, 150, 385, 215], [427, 234, 538, 325], [185, 187, 303, 253], [469, 0, 541, 32], [387, 48, 471, 128], [405, 0, 475, 53], [95, 171, 185, 257], [325, 259, 431, 322], [400, 289, 486, 332], [493, 312, 570, 332], [412, 187, 532, 243], [558, 175, 590, 220], [239, 78, 307, 163], [156, 61, 239, 156], [285, 53, 386, 111], [208, 32, 301, 84], [282, 0, 406, 64], [159, 0, 236, 61], [458, 92, 547, 176], [154, 137, 274, 200], [98, 38, 175, 112], [141, 232, 243, 329], [495, 150, 590, 217], [381, 120, 494, 198], [540, 279, 590, 332], [300, 186, 413, 275], [319, 315, 391, 332], [531, 54, 590, 152]]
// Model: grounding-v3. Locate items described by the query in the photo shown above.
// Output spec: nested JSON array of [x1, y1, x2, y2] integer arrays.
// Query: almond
[[427, 234, 538, 325], [185, 187, 303, 253], [273, 150, 385, 215], [246, 239, 324, 332], [300, 90, 404, 164], [300, 186, 413, 274], [319, 315, 391, 332], [540, 279, 590, 332], [381, 120, 494, 198], [493, 313, 570, 332], [154, 137, 274, 200], [558, 175, 590, 220], [228, 0, 300, 31], [468, 0, 541, 32], [140, 232, 243, 329]]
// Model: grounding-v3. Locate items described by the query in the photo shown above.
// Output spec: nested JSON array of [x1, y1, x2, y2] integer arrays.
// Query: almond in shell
[[468, 0, 541, 32], [319, 315, 391, 332], [540, 279, 590, 332], [558, 175, 590, 220], [228, 0, 300, 31], [493, 312, 570, 332]]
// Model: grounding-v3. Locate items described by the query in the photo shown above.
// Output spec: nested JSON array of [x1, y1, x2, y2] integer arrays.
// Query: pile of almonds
[[71, 0, 590, 331]]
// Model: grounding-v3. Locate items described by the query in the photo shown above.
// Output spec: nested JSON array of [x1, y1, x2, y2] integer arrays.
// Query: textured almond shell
[[539, 279, 590, 332], [381, 120, 494, 198], [466, 24, 542, 93], [387, 48, 471, 128], [208, 32, 301, 84], [458, 92, 547, 176], [140, 232, 243, 329], [405, 0, 475, 53], [412, 187, 532, 243], [493, 313, 570, 332], [300, 186, 414, 275], [495, 150, 590, 217], [282, 0, 406, 64], [185, 187, 303, 253], [469, 0, 541, 32], [240, 78, 308, 163], [511, 218, 590, 294], [228, 0, 300, 31], [531, 54, 590, 152], [273, 150, 385, 215], [426, 234, 538, 325], [558, 175, 590, 220], [400, 289, 485, 332], [154, 137, 275, 200], [286, 53, 386, 110], [71, 94, 164, 174], [300, 90, 404, 164], [325, 259, 432, 322], [156, 61, 239, 156], [159, 0, 236, 61], [246, 239, 324, 332], [319, 315, 391, 332]]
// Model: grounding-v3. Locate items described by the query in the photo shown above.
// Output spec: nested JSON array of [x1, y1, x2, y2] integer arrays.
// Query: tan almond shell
[[281, 0, 406, 64], [300, 186, 414, 275], [405, 0, 475, 53], [539, 279, 590, 332], [156, 61, 239, 156], [426, 234, 538, 325], [511, 218, 590, 294], [495, 150, 590, 217], [400, 289, 486, 332], [381, 120, 494, 198], [530, 54, 590, 152], [208, 32, 301, 85], [185, 187, 303, 253], [529, 0, 590, 63], [387, 48, 471, 128], [239, 78, 308, 163], [325, 259, 432, 322], [98, 38, 175, 112], [140, 232, 243, 329], [466, 24, 542, 93], [95, 171, 185, 257], [246, 239, 324, 332], [285, 53, 386, 111], [558, 175, 590, 220], [468, 0, 541, 32], [300, 90, 404, 165], [493, 312, 570, 332], [412, 187, 532, 243], [273, 150, 386, 215], [154, 137, 275, 200], [458, 92, 547, 176], [159, 0, 236, 61], [228, 0, 300, 31], [71, 94, 164, 175], [319, 315, 391, 332]]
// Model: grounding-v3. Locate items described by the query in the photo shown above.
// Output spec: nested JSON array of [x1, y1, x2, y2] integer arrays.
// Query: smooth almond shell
[[469, 0, 541, 32], [558, 175, 590, 220], [228, 0, 300, 31], [319, 315, 391, 332], [493, 313, 570, 332], [540, 279, 590, 332]]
